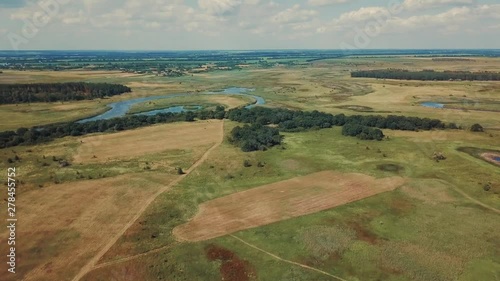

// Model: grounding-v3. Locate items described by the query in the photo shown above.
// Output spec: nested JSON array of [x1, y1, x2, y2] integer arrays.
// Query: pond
[[495, 157, 500, 162], [78, 87, 263, 123], [421, 102, 445, 109]]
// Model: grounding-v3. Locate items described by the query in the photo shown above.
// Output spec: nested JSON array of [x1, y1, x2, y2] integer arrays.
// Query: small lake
[[421, 102, 445, 109], [78, 87, 262, 123], [494, 157, 500, 162]]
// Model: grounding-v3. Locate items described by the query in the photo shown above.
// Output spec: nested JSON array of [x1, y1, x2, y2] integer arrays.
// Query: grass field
[[127, 95, 254, 114], [74, 121, 222, 163], [0, 174, 175, 281], [0, 56, 499, 281], [174, 171, 406, 241]]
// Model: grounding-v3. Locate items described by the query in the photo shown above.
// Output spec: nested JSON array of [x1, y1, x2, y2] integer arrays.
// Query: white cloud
[[335, 6, 392, 26], [244, 0, 260, 5], [272, 4, 318, 24], [0, 0, 498, 49], [403, 0, 474, 10], [198, 0, 242, 16], [308, 0, 349, 7]]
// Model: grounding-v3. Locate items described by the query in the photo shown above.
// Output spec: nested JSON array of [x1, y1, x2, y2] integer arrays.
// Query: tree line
[[0, 106, 227, 149], [351, 69, 500, 81], [0, 105, 452, 151], [226, 107, 447, 132], [0, 82, 131, 104]]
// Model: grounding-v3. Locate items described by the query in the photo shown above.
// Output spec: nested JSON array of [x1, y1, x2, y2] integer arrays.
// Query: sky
[[0, 0, 499, 50]]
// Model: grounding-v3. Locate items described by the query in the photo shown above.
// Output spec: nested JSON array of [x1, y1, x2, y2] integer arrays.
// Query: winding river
[[78, 87, 264, 123]]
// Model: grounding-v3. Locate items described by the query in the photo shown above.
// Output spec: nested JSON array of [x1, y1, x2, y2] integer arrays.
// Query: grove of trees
[[342, 123, 385, 141], [351, 69, 500, 81], [229, 124, 282, 152], [0, 82, 131, 104]]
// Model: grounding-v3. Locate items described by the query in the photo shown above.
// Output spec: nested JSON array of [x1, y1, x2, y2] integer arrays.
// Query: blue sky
[[0, 0, 499, 50]]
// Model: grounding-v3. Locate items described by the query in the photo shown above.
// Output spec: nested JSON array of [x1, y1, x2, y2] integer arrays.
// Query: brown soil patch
[[481, 153, 500, 166], [348, 222, 379, 245], [390, 197, 414, 215], [205, 245, 256, 281], [74, 120, 222, 163], [174, 171, 406, 241], [206, 245, 236, 261], [0, 173, 175, 281]]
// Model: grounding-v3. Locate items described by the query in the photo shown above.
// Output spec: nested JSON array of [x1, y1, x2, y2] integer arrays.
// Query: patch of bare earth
[[0, 174, 175, 281], [74, 120, 222, 163], [205, 244, 257, 281], [481, 153, 500, 166], [174, 171, 406, 241]]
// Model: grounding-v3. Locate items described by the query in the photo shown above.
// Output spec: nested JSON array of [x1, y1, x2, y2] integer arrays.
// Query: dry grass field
[[174, 171, 406, 241], [74, 120, 222, 163], [0, 70, 143, 84], [0, 174, 175, 281], [0, 55, 498, 281], [127, 95, 254, 114]]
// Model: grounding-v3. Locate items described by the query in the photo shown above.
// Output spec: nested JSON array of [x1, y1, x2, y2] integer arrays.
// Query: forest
[[0, 82, 131, 104], [351, 69, 500, 81]]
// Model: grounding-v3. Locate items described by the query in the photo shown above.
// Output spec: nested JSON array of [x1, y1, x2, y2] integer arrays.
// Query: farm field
[[174, 171, 406, 242], [74, 121, 223, 163], [0, 53, 499, 281]]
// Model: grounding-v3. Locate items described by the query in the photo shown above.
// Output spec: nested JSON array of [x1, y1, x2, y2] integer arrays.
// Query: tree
[[470, 123, 484, 132], [185, 111, 196, 122], [177, 167, 185, 175]]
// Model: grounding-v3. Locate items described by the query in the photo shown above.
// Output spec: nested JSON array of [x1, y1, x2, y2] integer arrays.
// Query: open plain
[[0, 52, 499, 281]]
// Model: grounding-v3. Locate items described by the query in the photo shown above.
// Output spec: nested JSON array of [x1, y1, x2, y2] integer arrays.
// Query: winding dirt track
[[230, 235, 348, 281], [71, 121, 224, 281]]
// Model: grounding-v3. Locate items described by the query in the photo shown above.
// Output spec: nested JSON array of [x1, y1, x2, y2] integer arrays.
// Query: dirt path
[[444, 180, 500, 215], [93, 243, 179, 271], [71, 121, 224, 281], [230, 235, 348, 281]]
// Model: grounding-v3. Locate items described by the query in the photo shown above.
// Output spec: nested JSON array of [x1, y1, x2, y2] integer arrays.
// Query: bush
[[243, 160, 252, 167], [470, 123, 484, 132]]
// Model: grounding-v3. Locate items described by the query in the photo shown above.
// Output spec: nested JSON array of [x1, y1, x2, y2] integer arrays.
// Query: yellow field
[[74, 120, 223, 163], [0, 174, 175, 281]]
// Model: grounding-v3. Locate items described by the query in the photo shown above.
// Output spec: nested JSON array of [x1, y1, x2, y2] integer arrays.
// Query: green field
[[0, 56, 499, 281]]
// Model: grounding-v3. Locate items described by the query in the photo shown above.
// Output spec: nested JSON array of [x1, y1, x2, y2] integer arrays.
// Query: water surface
[[78, 87, 263, 123], [421, 102, 445, 109]]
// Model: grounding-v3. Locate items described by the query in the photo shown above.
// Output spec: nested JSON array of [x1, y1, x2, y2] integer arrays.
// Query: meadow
[[0, 55, 499, 281]]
